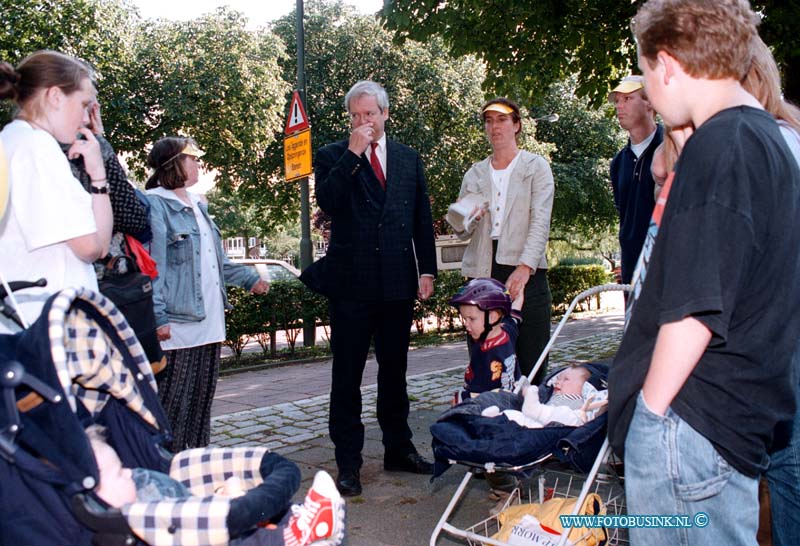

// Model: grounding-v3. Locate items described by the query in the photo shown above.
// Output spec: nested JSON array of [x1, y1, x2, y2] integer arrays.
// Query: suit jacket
[[301, 138, 437, 302]]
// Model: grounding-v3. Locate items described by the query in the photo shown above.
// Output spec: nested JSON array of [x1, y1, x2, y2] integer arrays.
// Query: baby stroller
[[0, 286, 302, 546], [429, 283, 630, 546]]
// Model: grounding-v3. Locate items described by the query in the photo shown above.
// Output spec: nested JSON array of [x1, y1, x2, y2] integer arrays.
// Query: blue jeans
[[625, 391, 758, 545], [767, 345, 800, 546]]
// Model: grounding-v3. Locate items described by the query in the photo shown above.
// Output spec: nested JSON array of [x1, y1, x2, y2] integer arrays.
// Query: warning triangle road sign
[[285, 90, 310, 134]]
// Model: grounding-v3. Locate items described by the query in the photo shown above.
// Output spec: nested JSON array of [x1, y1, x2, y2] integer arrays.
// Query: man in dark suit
[[301, 80, 437, 497]]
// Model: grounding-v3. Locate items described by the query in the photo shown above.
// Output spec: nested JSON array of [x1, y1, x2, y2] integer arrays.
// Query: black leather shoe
[[335, 469, 362, 497], [384, 452, 434, 474]]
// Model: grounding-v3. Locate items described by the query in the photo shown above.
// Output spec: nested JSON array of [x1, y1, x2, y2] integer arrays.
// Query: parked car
[[435, 234, 469, 271], [231, 258, 301, 283]]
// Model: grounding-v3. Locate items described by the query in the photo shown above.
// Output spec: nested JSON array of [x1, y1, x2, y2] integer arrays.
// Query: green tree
[[271, 0, 488, 225], [207, 186, 272, 257], [0, 0, 137, 124], [534, 77, 624, 251], [120, 10, 290, 195], [382, 0, 800, 106], [754, 2, 800, 103]]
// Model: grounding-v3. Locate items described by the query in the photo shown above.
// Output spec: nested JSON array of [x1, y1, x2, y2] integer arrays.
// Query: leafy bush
[[547, 264, 612, 310], [224, 266, 612, 359], [223, 287, 263, 358], [416, 270, 468, 332]]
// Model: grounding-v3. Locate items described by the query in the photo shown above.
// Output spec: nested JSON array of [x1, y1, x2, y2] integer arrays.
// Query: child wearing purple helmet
[[449, 278, 524, 404]]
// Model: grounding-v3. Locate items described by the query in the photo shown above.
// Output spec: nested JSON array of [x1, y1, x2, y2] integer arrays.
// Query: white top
[[778, 121, 800, 168], [630, 127, 657, 158], [0, 120, 97, 333], [489, 151, 521, 239], [149, 188, 226, 350], [365, 134, 387, 177]]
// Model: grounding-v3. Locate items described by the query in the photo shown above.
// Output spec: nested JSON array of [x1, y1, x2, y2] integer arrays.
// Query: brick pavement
[[209, 302, 626, 545]]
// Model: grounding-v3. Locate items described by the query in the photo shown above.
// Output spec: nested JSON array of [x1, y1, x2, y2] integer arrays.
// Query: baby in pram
[[88, 424, 345, 546], [481, 364, 608, 428]]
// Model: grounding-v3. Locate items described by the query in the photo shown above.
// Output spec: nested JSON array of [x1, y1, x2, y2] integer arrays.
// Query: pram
[[429, 283, 630, 546], [0, 286, 302, 546]]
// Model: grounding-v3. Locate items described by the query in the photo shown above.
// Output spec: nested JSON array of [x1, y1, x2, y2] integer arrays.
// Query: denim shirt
[[146, 189, 259, 327]]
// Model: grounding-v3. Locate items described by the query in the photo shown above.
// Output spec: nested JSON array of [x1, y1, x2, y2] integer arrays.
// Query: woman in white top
[[145, 136, 268, 450], [447, 97, 555, 385], [0, 50, 112, 331]]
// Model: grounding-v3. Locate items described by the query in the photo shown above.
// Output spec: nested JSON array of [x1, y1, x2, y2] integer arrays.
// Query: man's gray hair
[[344, 80, 389, 113]]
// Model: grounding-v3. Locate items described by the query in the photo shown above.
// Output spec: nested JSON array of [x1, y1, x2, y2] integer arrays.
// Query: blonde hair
[[741, 36, 800, 133]]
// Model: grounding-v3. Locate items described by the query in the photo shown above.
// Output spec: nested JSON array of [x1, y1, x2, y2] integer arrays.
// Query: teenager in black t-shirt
[[608, 1, 800, 544]]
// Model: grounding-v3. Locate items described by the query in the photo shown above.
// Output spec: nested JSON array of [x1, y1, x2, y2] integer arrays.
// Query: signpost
[[289, 2, 314, 347], [284, 91, 312, 182], [284, 128, 311, 182]]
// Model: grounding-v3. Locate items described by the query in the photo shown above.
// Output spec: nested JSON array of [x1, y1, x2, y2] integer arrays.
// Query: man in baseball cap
[[608, 75, 663, 289]]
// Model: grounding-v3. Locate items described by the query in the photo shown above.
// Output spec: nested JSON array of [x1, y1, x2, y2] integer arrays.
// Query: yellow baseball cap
[[482, 102, 515, 115], [181, 142, 205, 158], [608, 75, 645, 101]]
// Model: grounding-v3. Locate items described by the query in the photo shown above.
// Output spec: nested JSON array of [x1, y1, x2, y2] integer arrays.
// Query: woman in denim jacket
[[145, 136, 268, 450]]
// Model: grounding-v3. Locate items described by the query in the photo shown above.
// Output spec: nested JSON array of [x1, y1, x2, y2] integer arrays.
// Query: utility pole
[[296, 0, 315, 347]]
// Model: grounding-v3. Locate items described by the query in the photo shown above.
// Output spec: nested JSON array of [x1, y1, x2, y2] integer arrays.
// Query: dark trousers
[[156, 343, 220, 451], [328, 298, 416, 472], [490, 244, 552, 384]]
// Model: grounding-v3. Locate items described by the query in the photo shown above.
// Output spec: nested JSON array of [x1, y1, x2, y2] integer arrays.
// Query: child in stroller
[[481, 364, 609, 428], [0, 287, 345, 546], [87, 425, 345, 546]]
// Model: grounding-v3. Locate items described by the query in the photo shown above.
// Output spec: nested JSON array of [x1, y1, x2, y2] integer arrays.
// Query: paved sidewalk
[[210, 299, 625, 545]]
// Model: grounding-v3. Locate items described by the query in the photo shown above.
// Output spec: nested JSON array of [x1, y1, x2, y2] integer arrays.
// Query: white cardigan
[[449, 150, 554, 278]]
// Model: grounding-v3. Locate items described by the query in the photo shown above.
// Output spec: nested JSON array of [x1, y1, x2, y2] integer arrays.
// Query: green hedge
[[548, 264, 612, 310], [224, 280, 329, 358], [223, 266, 611, 358]]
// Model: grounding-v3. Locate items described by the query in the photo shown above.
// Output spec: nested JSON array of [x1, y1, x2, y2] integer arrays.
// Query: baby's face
[[92, 440, 137, 507], [553, 368, 587, 396]]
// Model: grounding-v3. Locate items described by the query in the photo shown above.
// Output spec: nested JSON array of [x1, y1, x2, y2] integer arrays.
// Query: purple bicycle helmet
[[449, 278, 512, 316]]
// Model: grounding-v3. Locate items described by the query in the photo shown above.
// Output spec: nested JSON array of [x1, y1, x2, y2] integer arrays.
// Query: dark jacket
[[610, 124, 663, 284], [302, 138, 437, 301]]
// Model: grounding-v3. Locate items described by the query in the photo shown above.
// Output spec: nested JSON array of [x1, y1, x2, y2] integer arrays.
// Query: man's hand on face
[[348, 122, 375, 156]]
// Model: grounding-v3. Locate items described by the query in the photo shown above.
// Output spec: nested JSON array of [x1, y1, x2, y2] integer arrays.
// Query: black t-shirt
[[608, 106, 800, 477]]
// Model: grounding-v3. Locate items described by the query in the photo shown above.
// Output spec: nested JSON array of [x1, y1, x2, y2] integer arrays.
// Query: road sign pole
[[296, 0, 315, 347]]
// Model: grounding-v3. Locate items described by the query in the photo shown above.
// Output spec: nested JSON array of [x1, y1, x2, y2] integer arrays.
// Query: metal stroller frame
[[429, 283, 631, 546]]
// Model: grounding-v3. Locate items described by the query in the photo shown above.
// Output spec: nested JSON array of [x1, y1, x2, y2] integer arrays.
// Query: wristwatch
[[89, 184, 109, 194]]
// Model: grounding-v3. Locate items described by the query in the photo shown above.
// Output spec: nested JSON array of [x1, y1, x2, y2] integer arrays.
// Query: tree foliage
[[271, 0, 489, 226], [382, 0, 800, 106], [382, 0, 636, 108], [2, 0, 627, 259], [534, 77, 623, 246], [120, 11, 290, 198], [0, 0, 137, 124], [754, 2, 800, 103]]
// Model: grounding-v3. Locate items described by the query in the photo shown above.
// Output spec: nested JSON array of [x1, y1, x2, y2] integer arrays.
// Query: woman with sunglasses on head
[[145, 136, 268, 450], [0, 50, 112, 332]]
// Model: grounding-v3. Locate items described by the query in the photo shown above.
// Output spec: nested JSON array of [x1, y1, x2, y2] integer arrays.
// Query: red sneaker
[[283, 471, 346, 546]]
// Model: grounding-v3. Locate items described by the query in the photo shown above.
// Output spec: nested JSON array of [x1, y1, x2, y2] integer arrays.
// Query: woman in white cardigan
[[447, 97, 555, 384]]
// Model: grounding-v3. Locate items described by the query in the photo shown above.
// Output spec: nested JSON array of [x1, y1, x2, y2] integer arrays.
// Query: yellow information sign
[[284, 128, 312, 182]]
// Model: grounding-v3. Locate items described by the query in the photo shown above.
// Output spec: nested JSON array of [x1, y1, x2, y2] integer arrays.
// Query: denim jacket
[[146, 189, 259, 327]]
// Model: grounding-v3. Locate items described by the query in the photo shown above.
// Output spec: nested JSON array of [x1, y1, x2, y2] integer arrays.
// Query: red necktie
[[370, 142, 386, 189]]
